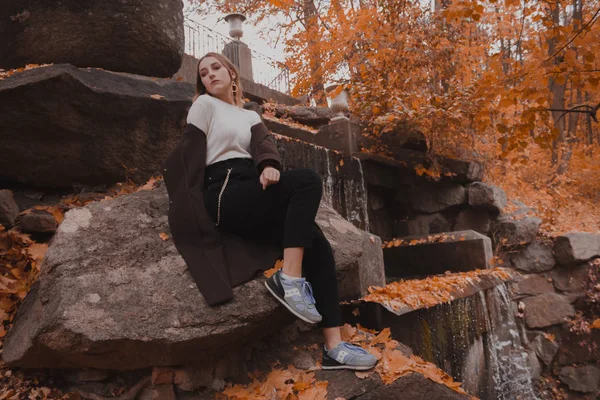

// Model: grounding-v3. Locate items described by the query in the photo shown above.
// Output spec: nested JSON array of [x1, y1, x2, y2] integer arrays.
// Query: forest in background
[[195, 0, 600, 235]]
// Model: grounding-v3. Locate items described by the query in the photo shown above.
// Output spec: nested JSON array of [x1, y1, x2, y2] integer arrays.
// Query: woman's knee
[[282, 168, 322, 191]]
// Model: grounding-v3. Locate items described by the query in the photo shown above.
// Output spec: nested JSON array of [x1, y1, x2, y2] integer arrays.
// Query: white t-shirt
[[186, 94, 263, 166]]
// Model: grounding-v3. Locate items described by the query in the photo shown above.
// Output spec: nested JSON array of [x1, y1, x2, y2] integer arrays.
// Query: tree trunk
[[556, 0, 583, 173], [548, 3, 568, 171], [303, 0, 327, 106]]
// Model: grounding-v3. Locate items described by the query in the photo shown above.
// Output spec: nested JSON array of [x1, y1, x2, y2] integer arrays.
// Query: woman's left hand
[[260, 167, 280, 190]]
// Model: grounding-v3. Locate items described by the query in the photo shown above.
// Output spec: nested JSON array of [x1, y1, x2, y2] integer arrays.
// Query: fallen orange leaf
[[264, 259, 283, 278]]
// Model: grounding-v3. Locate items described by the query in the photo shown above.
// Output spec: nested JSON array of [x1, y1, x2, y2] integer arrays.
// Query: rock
[[316, 204, 385, 300], [152, 367, 175, 385], [558, 365, 600, 393], [526, 349, 541, 380], [63, 369, 108, 383], [354, 152, 484, 188], [0, 0, 184, 77], [280, 106, 334, 128], [510, 241, 556, 272], [530, 333, 559, 366], [403, 213, 450, 236], [467, 182, 507, 213], [552, 264, 590, 293], [211, 378, 225, 392], [493, 215, 541, 247], [318, 368, 470, 400], [512, 275, 554, 296], [510, 200, 537, 215], [522, 293, 575, 328], [20, 210, 57, 233], [557, 330, 600, 366], [0, 64, 193, 189], [554, 233, 600, 265], [289, 350, 316, 370], [11, 190, 70, 212], [2, 183, 385, 369], [384, 230, 493, 279], [0, 189, 19, 228], [174, 366, 213, 391], [139, 383, 176, 400], [409, 185, 467, 213], [453, 208, 492, 235]]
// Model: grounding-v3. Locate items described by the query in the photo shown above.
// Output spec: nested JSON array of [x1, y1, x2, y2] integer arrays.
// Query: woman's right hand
[[260, 167, 280, 190]]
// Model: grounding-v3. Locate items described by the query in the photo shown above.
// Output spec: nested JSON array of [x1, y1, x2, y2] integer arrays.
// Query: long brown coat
[[163, 121, 282, 306]]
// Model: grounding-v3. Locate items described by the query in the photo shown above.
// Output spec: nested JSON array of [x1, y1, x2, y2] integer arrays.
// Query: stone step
[[341, 269, 515, 399], [383, 230, 493, 279]]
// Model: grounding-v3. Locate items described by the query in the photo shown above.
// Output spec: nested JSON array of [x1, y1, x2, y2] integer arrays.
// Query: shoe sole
[[264, 280, 321, 324], [321, 364, 376, 371]]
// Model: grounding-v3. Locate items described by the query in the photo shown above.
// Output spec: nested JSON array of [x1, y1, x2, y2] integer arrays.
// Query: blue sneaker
[[265, 270, 323, 324], [322, 342, 378, 370]]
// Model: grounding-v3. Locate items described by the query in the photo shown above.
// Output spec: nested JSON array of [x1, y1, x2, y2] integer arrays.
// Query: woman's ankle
[[323, 326, 343, 351]]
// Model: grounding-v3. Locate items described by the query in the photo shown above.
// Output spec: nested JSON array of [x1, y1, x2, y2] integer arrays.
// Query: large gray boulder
[[510, 241, 555, 272], [0, 0, 184, 77], [558, 365, 600, 393], [552, 263, 590, 294], [399, 213, 450, 236], [408, 185, 467, 213], [522, 293, 575, 328], [554, 232, 600, 265], [493, 215, 541, 247], [453, 208, 491, 235], [529, 332, 559, 366], [0, 64, 193, 189], [512, 274, 554, 296], [2, 182, 384, 369], [467, 182, 507, 213]]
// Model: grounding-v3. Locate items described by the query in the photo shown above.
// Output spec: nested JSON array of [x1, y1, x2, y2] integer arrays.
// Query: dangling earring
[[231, 81, 238, 96]]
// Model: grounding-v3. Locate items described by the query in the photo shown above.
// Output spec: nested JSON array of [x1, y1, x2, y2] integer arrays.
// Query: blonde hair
[[194, 52, 244, 107]]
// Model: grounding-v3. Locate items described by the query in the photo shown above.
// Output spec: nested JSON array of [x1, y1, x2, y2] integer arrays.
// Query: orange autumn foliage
[[363, 268, 512, 311], [220, 365, 328, 400]]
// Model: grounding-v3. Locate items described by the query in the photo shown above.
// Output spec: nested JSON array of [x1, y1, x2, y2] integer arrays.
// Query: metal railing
[[184, 18, 290, 94]]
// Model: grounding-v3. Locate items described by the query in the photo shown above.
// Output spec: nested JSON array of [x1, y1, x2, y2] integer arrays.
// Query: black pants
[[204, 157, 343, 328]]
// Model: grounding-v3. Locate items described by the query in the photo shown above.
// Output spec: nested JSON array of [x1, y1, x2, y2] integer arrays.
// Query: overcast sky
[[183, 1, 287, 62]]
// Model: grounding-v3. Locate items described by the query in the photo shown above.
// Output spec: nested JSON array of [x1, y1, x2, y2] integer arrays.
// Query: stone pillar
[[314, 119, 359, 156], [222, 41, 254, 82]]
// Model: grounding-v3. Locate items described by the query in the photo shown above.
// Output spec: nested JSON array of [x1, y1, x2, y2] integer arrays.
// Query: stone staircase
[[382, 230, 493, 280]]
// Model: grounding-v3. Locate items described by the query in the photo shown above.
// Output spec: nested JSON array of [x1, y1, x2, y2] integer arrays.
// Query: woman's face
[[198, 56, 234, 97]]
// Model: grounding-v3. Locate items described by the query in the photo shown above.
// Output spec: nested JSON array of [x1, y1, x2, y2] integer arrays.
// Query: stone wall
[[509, 236, 600, 398]]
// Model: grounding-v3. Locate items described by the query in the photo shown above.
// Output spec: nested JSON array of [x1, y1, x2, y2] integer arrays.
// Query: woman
[[163, 52, 376, 371]]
